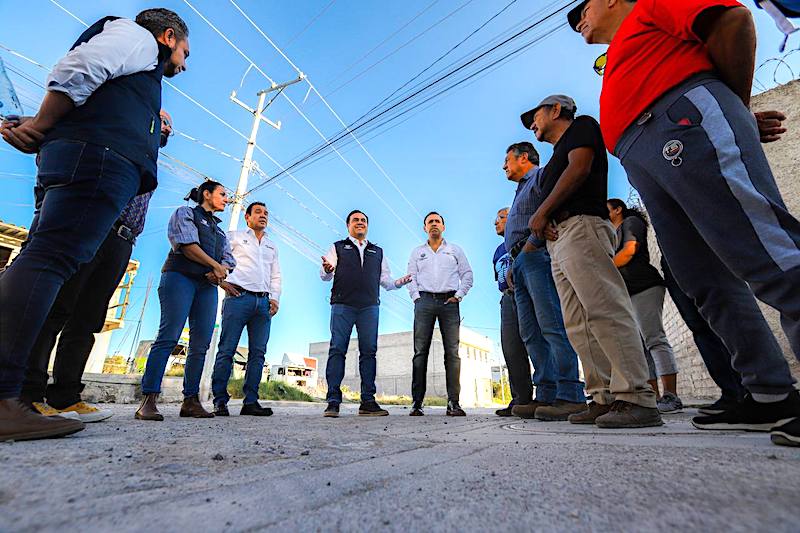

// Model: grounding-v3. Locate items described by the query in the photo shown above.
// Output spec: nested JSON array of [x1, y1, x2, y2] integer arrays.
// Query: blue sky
[[1, 0, 797, 366]]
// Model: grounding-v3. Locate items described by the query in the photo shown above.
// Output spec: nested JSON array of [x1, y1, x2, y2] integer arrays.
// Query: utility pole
[[198, 74, 305, 402], [227, 74, 305, 231]]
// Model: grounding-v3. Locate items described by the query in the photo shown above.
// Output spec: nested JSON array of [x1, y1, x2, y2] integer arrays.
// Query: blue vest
[[331, 239, 383, 308], [162, 205, 227, 280], [43, 16, 169, 194]]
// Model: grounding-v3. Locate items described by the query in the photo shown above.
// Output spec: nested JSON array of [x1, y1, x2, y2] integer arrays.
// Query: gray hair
[[135, 8, 189, 41]]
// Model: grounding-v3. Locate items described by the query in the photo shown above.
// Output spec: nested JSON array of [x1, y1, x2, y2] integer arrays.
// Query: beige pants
[[547, 215, 656, 408]]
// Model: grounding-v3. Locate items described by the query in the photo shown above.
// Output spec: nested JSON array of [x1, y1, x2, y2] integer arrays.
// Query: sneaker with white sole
[[657, 392, 684, 413], [56, 402, 113, 423], [770, 417, 800, 447], [692, 391, 800, 432], [32, 402, 81, 421]]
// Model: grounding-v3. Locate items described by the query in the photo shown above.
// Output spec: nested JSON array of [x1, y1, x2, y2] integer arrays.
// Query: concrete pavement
[[0, 402, 798, 532]]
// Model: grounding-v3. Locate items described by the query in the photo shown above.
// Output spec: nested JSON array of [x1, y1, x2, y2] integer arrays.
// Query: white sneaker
[[56, 401, 113, 423]]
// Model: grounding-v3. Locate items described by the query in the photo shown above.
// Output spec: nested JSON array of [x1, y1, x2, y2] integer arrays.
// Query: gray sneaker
[[657, 392, 684, 413]]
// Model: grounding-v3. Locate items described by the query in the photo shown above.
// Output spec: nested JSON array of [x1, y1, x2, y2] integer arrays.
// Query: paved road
[[1, 402, 798, 532]]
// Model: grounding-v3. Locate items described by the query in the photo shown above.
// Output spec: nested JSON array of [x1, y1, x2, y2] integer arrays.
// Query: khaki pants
[[547, 215, 656, 408]]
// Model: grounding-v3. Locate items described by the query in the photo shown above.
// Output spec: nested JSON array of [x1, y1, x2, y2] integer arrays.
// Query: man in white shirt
[[211, 202, 281, 417], [406, 212, 473, 416], [320, 210, 411, 418], [0, 8, 190, 442]]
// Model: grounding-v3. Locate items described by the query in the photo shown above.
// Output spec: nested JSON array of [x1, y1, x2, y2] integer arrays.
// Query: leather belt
[[231, 284, 269, 299], [419, 291, 456, 299], [112, 221, 136, 245]]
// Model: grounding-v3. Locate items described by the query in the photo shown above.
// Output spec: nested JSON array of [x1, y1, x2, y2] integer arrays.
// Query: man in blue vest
[[320, 210, 412, 417], [0, 8, 190, 442]]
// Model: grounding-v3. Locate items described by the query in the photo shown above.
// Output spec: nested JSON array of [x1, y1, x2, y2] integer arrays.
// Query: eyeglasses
[[593, 52, 607, 76]]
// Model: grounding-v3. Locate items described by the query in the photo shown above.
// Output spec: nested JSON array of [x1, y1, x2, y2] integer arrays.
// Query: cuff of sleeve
[[46, 85, 83, 106]]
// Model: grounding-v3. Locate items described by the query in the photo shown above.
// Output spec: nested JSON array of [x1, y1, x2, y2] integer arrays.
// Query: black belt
[[419, 291, 456, 299], [112, 221, 137, 245], [231, 284, 270, 299]]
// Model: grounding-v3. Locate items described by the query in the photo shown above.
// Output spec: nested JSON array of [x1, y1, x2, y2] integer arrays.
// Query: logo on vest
[[344, 244, 353, 250], [200, 219, 209, 226], [367, 249, 377, 254]]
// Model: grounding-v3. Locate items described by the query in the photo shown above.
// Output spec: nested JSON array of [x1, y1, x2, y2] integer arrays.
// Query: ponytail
[[185, 180, 223, 204], [607, 198, 650, 228]]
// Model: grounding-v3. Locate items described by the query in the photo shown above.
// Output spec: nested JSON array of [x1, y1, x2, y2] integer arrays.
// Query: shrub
[[227, 378, 317, 402]]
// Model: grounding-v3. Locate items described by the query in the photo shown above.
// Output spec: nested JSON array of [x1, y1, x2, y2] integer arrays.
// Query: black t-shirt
[[615, 216, 663, 295], [538, 115, 609, 219]]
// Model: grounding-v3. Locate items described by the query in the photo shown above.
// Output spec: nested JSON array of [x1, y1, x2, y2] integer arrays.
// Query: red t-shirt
[[599, 0, 742, 153]]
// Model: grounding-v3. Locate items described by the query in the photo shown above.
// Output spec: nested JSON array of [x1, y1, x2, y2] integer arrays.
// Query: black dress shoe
[[495, 403, 515, 417], [324, 403, 340, 418], [240, 402, 273, 416], [410, 402, 424, 416], [213, 403, 230, 417], [358, 401, 389, 416], [446, 401, 466, 417]]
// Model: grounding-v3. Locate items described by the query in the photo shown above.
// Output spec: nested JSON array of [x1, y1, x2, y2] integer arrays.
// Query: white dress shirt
[[320, 236, 400, 291], [406, 239, 473, 301], [225, 228, 282, 301], [46, 18, 159, 106]]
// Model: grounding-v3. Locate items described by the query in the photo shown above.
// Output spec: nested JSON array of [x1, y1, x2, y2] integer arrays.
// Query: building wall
[[310, 327, 495, 407], [651, 80, 800, 398]]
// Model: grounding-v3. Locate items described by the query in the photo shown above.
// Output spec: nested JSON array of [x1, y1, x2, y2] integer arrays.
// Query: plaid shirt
[[117, 191, 153, 237], [504, 166, 544, 255]]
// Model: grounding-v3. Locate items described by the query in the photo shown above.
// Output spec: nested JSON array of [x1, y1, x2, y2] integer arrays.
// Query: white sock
[[751, 392, 789, 403]]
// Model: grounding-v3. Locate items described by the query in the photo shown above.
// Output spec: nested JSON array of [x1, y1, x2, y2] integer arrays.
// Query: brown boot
[[179, 395, 214, 418], [0, 398, 85, 442], [535, 400, 588, 422], [595, 400, 663, 428], [567, 401, 613, 425], [135, 393, 164, 421], [511, 400, 551, 419]]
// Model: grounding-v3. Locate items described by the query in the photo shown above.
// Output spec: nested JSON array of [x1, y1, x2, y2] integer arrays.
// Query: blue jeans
[[141, 271, 218, 397], [512, 249, 585, 404], [0, 140, 140, 399], [211, 292, 272, 405], [325, 304, 379, 404]]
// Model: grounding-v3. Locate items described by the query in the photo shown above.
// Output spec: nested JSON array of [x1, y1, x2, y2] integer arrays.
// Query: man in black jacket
[[0, 8, 189, 442]]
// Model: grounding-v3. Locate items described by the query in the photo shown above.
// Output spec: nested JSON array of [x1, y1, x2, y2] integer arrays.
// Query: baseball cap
[[567, 0, 589, 32], [520, 95, 578, 129]]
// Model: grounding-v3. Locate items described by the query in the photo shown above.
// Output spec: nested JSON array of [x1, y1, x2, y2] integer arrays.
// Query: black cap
[[567, 0, 589, 32]]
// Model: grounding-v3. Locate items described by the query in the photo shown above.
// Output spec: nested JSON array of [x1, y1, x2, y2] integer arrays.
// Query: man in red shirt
[[568, 0, 800, 446]]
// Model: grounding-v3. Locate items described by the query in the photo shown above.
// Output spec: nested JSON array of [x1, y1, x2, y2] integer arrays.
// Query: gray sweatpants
[[631, 286, 678, 377], [614, 73, 800, 395]]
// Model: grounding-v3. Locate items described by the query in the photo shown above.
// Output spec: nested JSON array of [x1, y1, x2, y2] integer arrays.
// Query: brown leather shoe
[[0, 398, 85, 442], [135, 393, 164, 421], [179, 395, 214, 418], [511, 400, 551, 419], [595, 400, 663, 428], [568, 401, 613, 424], [535, 400, 588, 422]]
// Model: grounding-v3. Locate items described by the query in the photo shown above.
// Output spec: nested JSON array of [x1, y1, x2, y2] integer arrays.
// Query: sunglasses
[[593, 52, 607, 76]]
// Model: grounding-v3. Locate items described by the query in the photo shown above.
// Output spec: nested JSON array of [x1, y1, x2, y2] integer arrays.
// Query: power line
[[228, 0, 425, 219], [283, 0, 338, 48], [185, 0, 421, 239], [249, 1, 575, 188]]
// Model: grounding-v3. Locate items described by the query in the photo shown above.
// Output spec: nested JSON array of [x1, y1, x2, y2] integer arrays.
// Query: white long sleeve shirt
[[320, 236, 400, 291], [225, 229, 282, 301], [46, 18, 159, 106], [406, 239, 473, 301]]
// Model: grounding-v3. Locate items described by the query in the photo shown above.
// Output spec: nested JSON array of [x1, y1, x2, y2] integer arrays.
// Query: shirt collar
[[348, 236, 367, 247], [426, 238, 448, 251], [520, 166, 539, 183]]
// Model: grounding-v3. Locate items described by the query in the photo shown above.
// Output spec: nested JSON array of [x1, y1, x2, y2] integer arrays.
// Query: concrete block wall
[[648, 79, 800, 399]]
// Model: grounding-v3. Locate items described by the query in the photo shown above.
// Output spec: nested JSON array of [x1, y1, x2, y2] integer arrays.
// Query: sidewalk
[[1, 403, 797, 532]]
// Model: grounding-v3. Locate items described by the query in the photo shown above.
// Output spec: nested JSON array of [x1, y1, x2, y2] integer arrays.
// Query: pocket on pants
[[36, 140, 87, 188]]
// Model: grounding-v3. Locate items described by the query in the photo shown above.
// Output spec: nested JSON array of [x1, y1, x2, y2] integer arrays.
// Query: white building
[[309, 326, 495, 407], [270, 352, 318, 389]]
